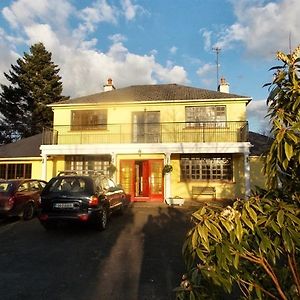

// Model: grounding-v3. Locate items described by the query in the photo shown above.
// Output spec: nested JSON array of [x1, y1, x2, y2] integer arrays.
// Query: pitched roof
[[54, 84, 251, 105], [0, 134, 42, 158], [249, 131, 273, 156]]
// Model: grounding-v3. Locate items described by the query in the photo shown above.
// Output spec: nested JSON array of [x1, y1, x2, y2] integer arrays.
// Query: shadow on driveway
[[0, 202, 195, 300], [139, 205, 193, 300]]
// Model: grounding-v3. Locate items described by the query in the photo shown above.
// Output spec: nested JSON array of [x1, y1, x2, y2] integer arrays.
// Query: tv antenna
[[289, 32, 292, 55], [212, 47, 221, 88]]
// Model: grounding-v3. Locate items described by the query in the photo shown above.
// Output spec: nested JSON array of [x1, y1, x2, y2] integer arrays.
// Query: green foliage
[[178, 46, 300, 300], [179, 194, 299, 299], [163, 164, 173, 175], [0, 42, 69, 144], [263, 46, 300, 192]]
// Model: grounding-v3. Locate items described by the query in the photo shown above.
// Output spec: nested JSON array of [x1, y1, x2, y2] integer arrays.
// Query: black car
[[0, 179, 47, 220], [38, 173, 126, 230]]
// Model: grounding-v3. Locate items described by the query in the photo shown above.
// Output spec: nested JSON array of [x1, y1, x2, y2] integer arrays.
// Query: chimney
[[218, 77, 229, 93], [103, 78, 116, 92]]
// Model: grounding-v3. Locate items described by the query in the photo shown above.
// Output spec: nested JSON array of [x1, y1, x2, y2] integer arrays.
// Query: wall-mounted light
[[138, 149, 142, 157]]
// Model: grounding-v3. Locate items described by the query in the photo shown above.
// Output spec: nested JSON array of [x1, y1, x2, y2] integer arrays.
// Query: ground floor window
[[180, 154, 233, 181], [65, 155, 111, 175], [0, 163, 32, 179]]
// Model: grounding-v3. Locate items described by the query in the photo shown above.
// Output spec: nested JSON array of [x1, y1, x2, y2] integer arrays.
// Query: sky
[[0, 0, 299, 133]]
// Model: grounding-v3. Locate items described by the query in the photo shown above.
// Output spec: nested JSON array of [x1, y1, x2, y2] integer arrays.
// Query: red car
[[0, 179, 47, 220]]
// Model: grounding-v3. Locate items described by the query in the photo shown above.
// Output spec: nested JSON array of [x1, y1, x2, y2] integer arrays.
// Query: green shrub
[[177, 46, 300, 300]]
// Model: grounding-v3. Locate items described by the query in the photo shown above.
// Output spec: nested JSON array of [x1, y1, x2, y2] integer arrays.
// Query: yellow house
[[0, 134, 44, 180], [38, 78, 254, 203]]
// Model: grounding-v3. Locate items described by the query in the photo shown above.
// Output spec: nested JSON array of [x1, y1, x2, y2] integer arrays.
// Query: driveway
[[0, 202, 196, 300]]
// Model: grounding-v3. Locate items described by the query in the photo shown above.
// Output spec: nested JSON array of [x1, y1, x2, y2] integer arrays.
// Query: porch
[[40, 141, 252, 201]]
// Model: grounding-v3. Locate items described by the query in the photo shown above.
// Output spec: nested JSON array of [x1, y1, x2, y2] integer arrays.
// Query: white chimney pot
[[218, 77, 230, 93], [103, 78, 115, 92]]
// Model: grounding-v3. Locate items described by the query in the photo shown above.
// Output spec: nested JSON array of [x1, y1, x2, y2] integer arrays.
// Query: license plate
[[54, 203, 74, 209]]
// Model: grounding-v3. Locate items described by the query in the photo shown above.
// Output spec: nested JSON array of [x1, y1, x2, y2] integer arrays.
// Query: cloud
[[109, 33, 127, 43], [2, 0, 49, 28], [0, 0, 188, 98], [149, 49, 158, 56], [0, 43, 19, 85], [154, 64, 188, 84], [121, 0, 144, 21], [77, 0, 117, 34], [169, 46, 177, 55], [2, 0, 73, 30], [200, 29, 212, 52], [247, 99, 271, 133], [56, 45, 188, 97], [196, 63, 215, 77], [107, 41, 129, 61], [214, 0, 300, 58], [0, 27, 22, 84], [196, 63, 216, 88], [25, 24, 60, 49]]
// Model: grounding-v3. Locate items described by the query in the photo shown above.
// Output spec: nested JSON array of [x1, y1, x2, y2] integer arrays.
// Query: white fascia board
[[40, 142, 251, 156]]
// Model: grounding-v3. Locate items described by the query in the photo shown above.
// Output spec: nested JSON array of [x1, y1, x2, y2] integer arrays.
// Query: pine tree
[[0, 42, 69, 144]]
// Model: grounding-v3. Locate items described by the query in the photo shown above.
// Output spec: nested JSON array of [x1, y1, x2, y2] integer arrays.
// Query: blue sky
[[0, 0, 299, 133]]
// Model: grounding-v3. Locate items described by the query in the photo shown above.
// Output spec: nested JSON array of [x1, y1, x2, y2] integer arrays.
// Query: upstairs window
[[132, 111, 161, 143], [185, 106, 226, 127], [180, 154, 233, 181], [71, 110, 107, 130]]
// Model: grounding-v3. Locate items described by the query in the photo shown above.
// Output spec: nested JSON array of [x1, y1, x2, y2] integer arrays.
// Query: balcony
[[42, 121, 248, 145]]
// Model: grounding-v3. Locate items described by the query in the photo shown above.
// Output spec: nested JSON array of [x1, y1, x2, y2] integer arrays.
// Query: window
[[180, 154, 232, 181], [30, 181, 42, 191], [132, 111, 160, 143], [101, 178, 116, 190], [17, 182, 29, 192], [65, 155, 111, 176], [71, 110, 107, 130], [0, 182, 10, 192], [48, 177, 88, 193], [185, 106, 226, 127], [0, 164, 32, 179]]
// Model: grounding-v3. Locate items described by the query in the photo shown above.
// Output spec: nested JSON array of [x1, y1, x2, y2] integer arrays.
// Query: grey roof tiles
[[55, 84, 250, 105]]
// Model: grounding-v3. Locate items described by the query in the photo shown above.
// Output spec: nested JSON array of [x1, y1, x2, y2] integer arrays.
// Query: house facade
[[39, 79, 252, 203], [0, 134, 46, 180]]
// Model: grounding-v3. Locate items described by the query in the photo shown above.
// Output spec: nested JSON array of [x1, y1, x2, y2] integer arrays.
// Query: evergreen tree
[[0, 42, 69, 144]]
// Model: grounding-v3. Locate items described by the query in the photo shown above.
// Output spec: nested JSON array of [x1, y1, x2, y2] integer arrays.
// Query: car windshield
[[45, 177, 90, 193], [0, 182, 13, 194]]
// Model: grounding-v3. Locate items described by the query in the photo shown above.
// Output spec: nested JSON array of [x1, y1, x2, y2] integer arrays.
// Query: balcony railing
[[42, 121, 249, 145]]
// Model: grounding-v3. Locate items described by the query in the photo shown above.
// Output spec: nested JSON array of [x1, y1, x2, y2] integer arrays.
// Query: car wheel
[[23, 202, 35, 220], [96, 208, 108, 231]]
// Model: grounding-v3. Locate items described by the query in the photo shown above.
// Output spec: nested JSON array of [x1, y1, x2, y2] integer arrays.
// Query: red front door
[[120, 159, 163, 202]]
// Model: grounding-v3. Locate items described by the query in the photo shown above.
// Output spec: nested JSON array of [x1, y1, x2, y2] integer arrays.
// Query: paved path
[[0, 202, 196, 300], [91, 203, 195, 300]]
